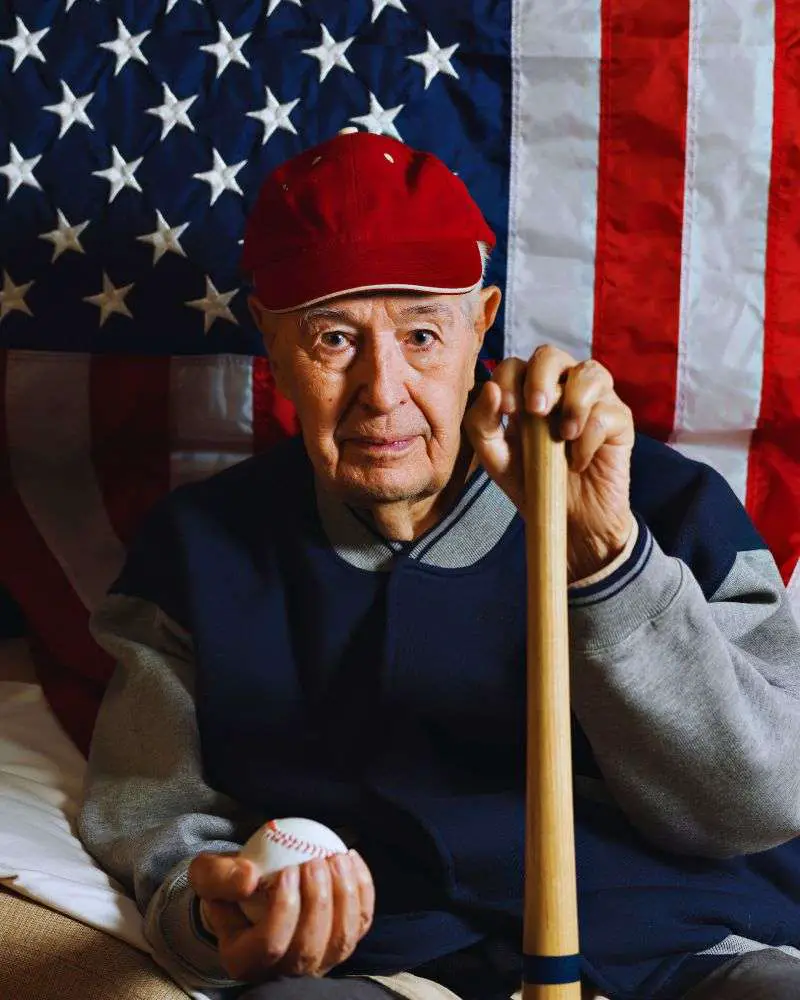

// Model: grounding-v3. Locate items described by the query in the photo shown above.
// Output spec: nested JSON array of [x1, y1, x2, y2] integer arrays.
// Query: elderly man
[[79, 130, 800, 1000]]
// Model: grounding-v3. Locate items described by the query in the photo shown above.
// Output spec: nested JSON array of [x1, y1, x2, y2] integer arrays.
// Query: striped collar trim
[[315, 469, 519, 572]]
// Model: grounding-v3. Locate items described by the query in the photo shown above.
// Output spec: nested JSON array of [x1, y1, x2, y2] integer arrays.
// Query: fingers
[[483, 357, 527, 417], [463, 369, 523, 509], [557, 358, 615, 441], [567, 399, 632, 473], [319, 853, 361, 972], [197, 851, 377, 982], [220, 865, 302, 981], [282, 859, 334, 976], [203, 898, 252, 942], [189, 853, 260, 903], [284, 850, 374, 976], [505, 347, 624, 450], [521, 344, 579, 415], [351, 850, 375, 939]]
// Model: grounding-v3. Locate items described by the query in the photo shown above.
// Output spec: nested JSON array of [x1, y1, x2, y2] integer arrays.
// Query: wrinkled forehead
[[290, 291, 467, 330]]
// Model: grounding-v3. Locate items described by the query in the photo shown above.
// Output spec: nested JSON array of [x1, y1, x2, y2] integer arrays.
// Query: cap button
[[338, 126, 359, 135]]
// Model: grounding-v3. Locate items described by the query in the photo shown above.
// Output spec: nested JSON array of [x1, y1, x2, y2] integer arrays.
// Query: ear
[[464, 286, 502, 393], [474, 285, 502, 349], [248, 295, 294, 402]]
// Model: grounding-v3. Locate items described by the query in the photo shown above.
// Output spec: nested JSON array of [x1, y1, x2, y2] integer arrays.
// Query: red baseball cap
[[241, 128, 496, 313]]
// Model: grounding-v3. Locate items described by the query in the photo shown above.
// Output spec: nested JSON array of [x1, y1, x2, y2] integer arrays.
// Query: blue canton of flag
[[0, 0, 511, 358]]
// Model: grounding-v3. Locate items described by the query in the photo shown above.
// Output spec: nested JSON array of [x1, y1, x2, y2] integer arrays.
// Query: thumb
[[189, 854, 260, 903], [464, 380, 513, 482]]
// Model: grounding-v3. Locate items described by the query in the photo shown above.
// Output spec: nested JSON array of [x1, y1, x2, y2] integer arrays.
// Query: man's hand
[[465, 345, 635, 582], [188, 850, 374, 983]]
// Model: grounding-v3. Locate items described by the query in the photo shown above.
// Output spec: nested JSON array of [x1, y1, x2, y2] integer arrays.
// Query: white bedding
[[0, 637, 152, 953]]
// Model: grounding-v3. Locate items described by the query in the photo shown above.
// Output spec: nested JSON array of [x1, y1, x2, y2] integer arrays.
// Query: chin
[[332, 469, 439, 506]]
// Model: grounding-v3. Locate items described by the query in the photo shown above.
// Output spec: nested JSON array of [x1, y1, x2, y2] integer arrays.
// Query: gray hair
[[460, 240, 492, 319]]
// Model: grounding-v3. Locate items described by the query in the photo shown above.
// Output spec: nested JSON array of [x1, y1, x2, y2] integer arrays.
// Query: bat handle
[[521, 413, 581, 1000]]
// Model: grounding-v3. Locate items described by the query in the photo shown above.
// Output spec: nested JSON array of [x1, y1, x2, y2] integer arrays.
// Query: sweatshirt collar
[[315, 466, 518, 572]]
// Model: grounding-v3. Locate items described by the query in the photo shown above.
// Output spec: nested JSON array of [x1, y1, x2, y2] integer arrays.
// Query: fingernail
[[531, 391, 547, 414], [283, 866, 299, 889], [502, 391, 517, 413]]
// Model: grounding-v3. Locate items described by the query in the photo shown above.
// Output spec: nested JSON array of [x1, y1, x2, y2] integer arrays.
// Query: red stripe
[[90, 356, 172, 547], [0, 350, 113, 754], [252, 356, 299, 455], [745, 0, 800, 584], [592, 0, 691, 441]]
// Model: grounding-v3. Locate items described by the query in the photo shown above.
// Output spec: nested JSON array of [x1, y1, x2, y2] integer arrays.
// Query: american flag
[[0, 0, 799, 751]]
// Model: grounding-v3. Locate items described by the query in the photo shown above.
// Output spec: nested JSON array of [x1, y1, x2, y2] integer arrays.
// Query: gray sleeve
[[77, 594, 262, 992], [569, 527, 800, 858]]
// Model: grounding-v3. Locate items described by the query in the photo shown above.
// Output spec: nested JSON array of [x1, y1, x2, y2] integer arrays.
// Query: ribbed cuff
[[568, 515, 684, 649], [145, 860, 242, 991]]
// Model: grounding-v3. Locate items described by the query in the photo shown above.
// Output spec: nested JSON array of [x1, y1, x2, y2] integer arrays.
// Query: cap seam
[[348, 132, 361, 228], [260, 279, 483, 313]]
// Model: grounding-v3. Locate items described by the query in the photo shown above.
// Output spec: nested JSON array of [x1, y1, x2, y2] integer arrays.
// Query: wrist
[[567, 513, 635, 584]]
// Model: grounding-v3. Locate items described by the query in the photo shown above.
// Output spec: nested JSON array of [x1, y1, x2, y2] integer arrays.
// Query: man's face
[[254, 288, 501, 506]]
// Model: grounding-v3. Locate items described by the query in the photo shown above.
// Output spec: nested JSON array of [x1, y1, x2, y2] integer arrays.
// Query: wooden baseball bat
[[521, 412, 581, 1000]]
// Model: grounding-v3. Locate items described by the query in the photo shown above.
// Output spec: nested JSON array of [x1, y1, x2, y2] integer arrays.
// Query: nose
[[355, 338, 409, 414]]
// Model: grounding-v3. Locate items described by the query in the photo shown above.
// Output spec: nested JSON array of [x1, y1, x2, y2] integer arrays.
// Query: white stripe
[[505, 0, 601, 362], [5, 351, 126, 611], [670, 0, 774, 502], [169, 355, 254, 490]]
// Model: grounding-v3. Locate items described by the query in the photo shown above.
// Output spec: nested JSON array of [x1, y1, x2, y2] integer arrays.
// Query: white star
[[247, 87, 300, 145], [146, 83, 197, 140], [302, 24, 355, 82], [200, 22, 251, 78], [267, 0, 302, 13], [137, 210, 189, 264], [350, 92, 403, 141], [186, 277, 239, 334], [39, 210, 89, 261], [407, 31, 459, 89], [43, 81, 95, 139], [99, 19, 150, 76], [83, 273, 134, 327], [0, 17, 48, 72], [371, 0, 407, 21], [92, 145, 143, 203], [0, 272, 33, 323], [193, 149, 245, 205], [166, 0, 203, 11], [0, 144, 42, 200]]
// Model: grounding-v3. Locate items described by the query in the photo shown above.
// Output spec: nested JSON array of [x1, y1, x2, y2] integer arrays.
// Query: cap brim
[[249, 240, 486, 313]]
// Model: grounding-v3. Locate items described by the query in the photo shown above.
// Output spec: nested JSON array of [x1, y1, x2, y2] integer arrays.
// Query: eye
[[320, 331, 351, 350], [408, 329, 436, 348]]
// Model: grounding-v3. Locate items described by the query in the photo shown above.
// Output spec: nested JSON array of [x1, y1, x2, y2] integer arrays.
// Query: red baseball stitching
[[265, 820, 339, 860]]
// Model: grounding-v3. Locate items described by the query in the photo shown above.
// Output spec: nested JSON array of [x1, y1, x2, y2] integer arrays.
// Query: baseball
[[238, 817, 348, 924]]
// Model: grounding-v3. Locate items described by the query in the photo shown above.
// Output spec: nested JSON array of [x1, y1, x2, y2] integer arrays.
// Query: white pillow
[[0, 638, 151, 952]]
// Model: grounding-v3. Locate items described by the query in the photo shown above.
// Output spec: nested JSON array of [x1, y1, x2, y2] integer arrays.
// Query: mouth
[[345, 436, 418, 455]]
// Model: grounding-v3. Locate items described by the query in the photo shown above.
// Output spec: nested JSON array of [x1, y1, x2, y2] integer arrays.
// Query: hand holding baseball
[[188, 820, 374, 982]]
